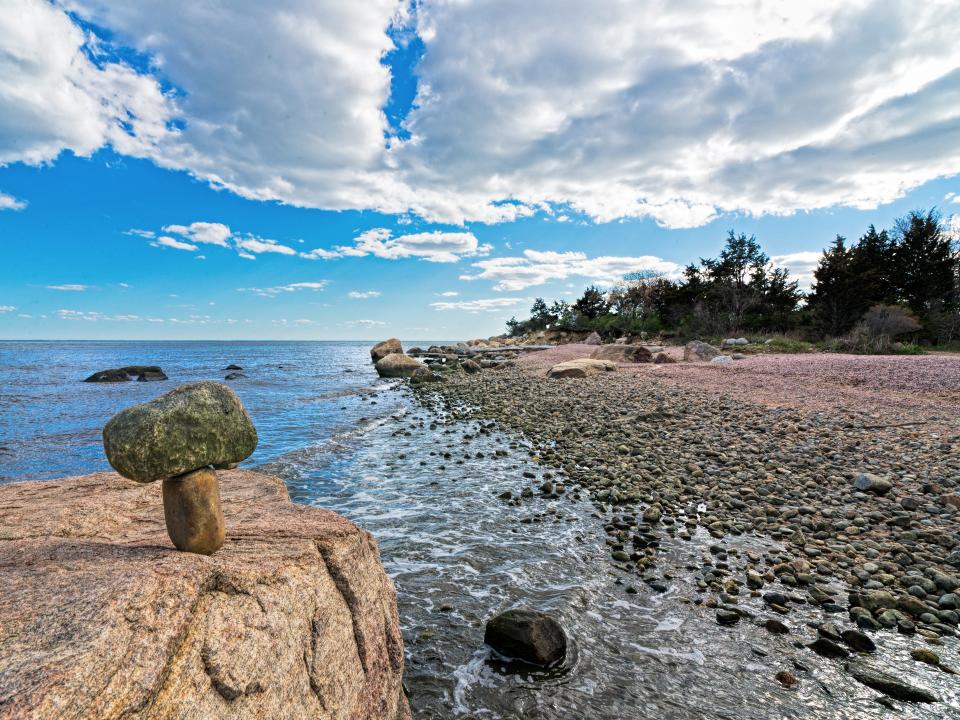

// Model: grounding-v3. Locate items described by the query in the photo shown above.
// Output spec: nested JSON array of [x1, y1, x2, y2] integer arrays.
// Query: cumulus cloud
[[46, 284, 88, 291], [0, 305, 15, 312], [461, 250, 682, 291], [4, 1, 960, 227], [435, 291, 459, 297], [137, 221, 298, 259], [152, 236, 199, 251], [0, 192, 26, 210], [237, 281, 329, 298], [771, 251, 823, 291], [57, 309, 139, 321], [430, 297, 527, 312], [162, 222, 232, 247], [334, 229, 492, 263], [348, 290, 381, 299]]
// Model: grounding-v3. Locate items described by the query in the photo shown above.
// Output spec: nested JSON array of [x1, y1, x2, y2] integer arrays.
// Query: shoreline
[[412, 344, 960, 708]]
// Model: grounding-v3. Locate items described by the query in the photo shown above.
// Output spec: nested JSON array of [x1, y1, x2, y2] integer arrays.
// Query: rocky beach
[[405, 340, 960, 715]]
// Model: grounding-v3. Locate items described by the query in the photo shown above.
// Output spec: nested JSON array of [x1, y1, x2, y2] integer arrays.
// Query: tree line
[[506, 209, 960, 349]]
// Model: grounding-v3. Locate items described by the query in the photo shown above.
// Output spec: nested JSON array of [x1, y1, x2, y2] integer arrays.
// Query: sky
[[1, 0, 959, 340]]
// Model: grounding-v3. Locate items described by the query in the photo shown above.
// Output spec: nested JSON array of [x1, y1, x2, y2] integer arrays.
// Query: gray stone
[[484, 609, 567, 666], [683, 341, 721, 361], [375, 353, 427, 378], [103, 381, 258, 483], [852, 473, 892, 495], [848, 664, 937, 703]]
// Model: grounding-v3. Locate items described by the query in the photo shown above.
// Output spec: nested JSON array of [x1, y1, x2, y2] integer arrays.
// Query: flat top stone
[[103, 381, 258, 483]]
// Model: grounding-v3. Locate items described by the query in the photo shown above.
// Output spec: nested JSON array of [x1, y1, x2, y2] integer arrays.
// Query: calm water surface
[[0, 341, 955, 719]]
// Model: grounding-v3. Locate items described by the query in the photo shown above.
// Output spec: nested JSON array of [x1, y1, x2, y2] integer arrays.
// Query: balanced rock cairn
[[102, 381, 258, 555]]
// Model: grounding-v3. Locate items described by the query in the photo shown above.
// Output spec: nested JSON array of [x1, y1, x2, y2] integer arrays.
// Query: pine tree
[[891, 209, 957, 315], [808, 236, 858, 336]]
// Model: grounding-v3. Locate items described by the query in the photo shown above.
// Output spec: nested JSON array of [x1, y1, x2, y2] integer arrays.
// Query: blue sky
[[1, 1, 959, 340]]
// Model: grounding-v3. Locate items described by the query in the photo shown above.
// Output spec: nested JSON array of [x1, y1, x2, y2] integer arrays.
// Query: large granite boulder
[[583, 331, 602, 345], [375, 353, 426, 378], [0, 470, 410, 720], [102, 382, 257, 483], [370, 339, 403, 364], [683, 340, 721, 362], [546, 358, 617, 379], [590, 345, 653, 363]]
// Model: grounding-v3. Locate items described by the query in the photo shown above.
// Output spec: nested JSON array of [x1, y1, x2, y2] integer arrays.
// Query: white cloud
[[233, 236, 297, 256], [300, 247, 341, 260], [4, 1, 960, 227], [0, 192, 26, 210], [152, 236, 199, 251], [343, 319, 386, 326], [237, 281, 329, 297], [0, 305, 15, 312], [771, 251, 823, 291], [46, 284, 88, 291], [162, 222, 232, 247], [461, 250, 682, 291], [57, 309, 139, 321], [335, 228, 492, 263], [348, 290, 381, 299], [430, 297, 527, 312], [435, 291, 459, 297]]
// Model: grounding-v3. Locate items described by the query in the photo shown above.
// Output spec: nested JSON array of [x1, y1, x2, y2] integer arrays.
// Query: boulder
[[409, 367, 441, 384], [683, 341, 721, 362], [583, 331, 602, 345], [723, 337, 749, 346], [653, 352, 676, 364], [0, 470, 410, 720], [853, 473, 893, 496], [484, 609, 567, 666], [84, 366, 167, 383], [375, 353, 426, 378], [223, 364, 243, 371], [370, 339, 403, 364], [546, 358, 617, 379], [710, 355, 733, 365], [460, 359, 481, 374], [590, 345, 653, 363], [103, 382, 258, 483]]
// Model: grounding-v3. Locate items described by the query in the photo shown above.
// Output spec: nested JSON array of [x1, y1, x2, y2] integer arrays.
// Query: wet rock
[[222, 364, 242, 370], [775, 670, 797, 688], [162, 467, 225, 555], [461, 359, 481, 375], [370, 338, 403, 364], [224, 372, 246, 380], [375, 354, 427, 379], [841, 629, 876, 653], [852, 473, 892, 496], [84, 366, 167, 383], [716, 609, 740, 625], [848, 664, 937, 703], [808, 637, 850, 659], [910, 648, 940, 666], [103, 382, 258, 483], [410, 367, 441, 384], [484, 609, 567, 667], [137, 370, 168, 382], [764, 618, 790, 634]]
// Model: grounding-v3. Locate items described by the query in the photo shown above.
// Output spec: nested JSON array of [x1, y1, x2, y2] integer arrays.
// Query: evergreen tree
[[573, 285, 609, 320], [891, 209, 957, 315], [808, 236, 858, 336], [849, 225, 894, 307]]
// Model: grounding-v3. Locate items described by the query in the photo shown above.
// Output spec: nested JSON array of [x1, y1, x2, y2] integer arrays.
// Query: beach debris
[[102, 381, 257, 555], [370, 338, 403, 363], [484, 609, 567, 666], [590, 344, 653, 363], [546, 358, 617, 378], [84, 365, 167, 382]]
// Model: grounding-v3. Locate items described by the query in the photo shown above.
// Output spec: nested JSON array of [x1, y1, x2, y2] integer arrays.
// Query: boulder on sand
[[84, 366, 167, 382], [460, 359, 481, 374], [370, 339, 403, 364], [583, 331, 602, 345], [683, 341, 721, 362], [485, 609, 567, 667], [590, 345, 652, 363], [0, 469, 411, 720], [102, 381, 258, 483], [546, 358, 617, 379], [375, 353, 427, 378]]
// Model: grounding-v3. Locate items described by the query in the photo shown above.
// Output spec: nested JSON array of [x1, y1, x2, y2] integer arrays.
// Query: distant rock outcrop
[[0, 470, 411, 720], [84, 366, 168, 382]]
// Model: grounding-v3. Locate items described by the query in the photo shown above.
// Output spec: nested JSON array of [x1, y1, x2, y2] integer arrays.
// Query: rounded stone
[[103, 382, 257, 483], [484, 609, 567, 667], [162, 468, 225, 555]]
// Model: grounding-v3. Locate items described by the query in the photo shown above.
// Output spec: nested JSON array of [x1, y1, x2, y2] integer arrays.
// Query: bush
[[860, 304, 921, 338]]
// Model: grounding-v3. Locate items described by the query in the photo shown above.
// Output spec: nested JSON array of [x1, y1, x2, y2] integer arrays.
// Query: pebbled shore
[[417, 345, 960, 708]]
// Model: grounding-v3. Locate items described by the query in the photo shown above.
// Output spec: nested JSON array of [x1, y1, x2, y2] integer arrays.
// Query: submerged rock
[[848, 663, 937, 702], [103, 381, 258, 483], [0, 470, 411, 719], [371, 338, 403, 364], [484, 609, 567, 666]]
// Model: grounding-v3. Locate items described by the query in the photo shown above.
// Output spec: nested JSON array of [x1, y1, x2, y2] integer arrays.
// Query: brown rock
[[0, 470, 410, 720], [590, 345, 653, 363], [370, 339, 403, 364], [546, 358, 617, 379], [162, 468, 226, 555], [653, 352, 676, 364], [375, 353, 427, 378]]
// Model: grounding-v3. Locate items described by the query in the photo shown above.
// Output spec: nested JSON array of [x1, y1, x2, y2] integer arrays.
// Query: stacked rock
[[102, 381, 258, 555]]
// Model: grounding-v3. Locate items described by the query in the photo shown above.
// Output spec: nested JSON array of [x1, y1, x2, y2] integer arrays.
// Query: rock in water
[[0, 470, 411, 719], [102, 381, 258, 483], [590, 345, 653, 363], [485, 609, 567, 666], [163, 468, 225, 555], [848, 664, 937, 703], [375, 353, 427, 378], [683, 341, 721, 362], [84, 365, 167, 382], [370, 338, 403, 363], [546, 358, 617, 379]]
